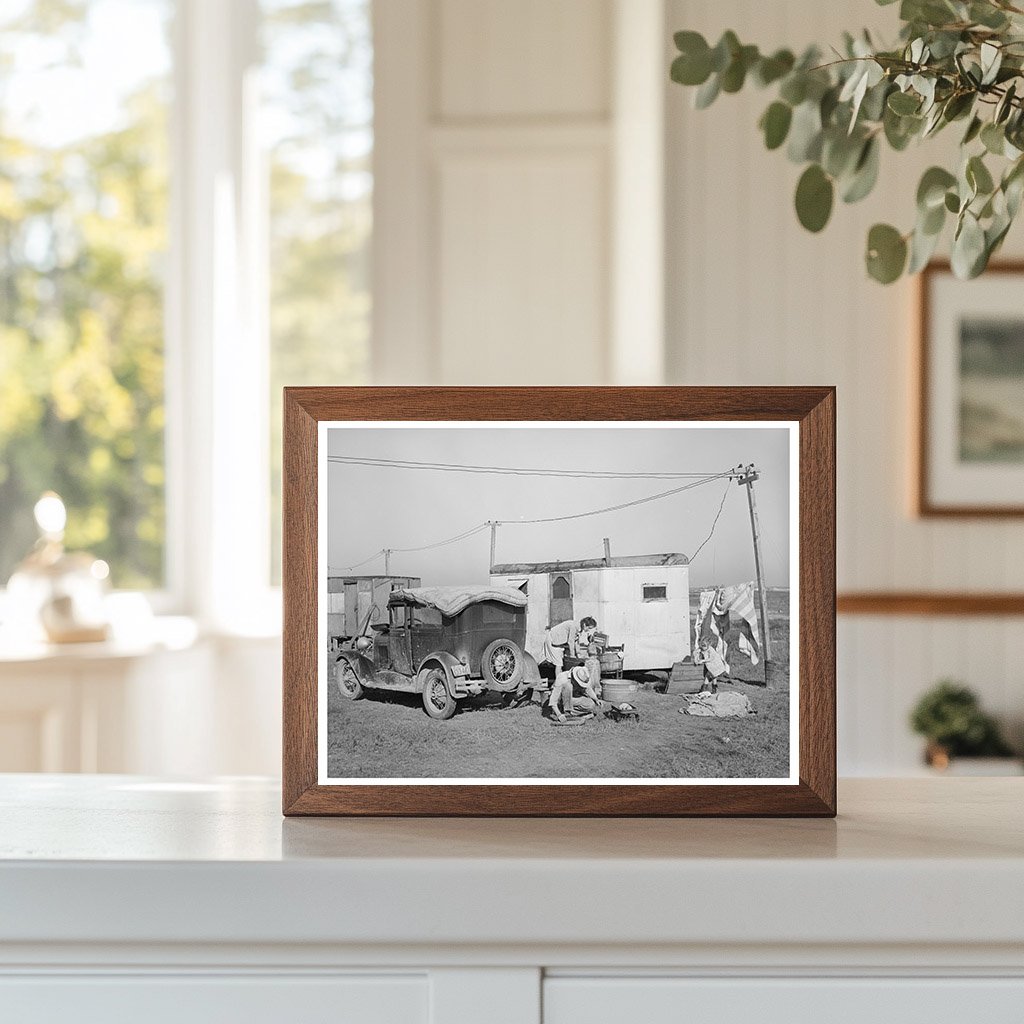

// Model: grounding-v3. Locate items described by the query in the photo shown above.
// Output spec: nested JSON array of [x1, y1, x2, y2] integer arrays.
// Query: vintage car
[[332, 585, 542, 720]]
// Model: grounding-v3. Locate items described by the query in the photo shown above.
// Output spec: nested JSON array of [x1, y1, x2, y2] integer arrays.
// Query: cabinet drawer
[[544, 977, 1024, 1024], [0, 974, 427, 1024]]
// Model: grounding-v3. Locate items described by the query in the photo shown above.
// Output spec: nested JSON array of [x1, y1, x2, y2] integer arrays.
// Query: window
[[642, 584, 667, 602], [0, 1, 374, 622], [262, 0, 372, 581], [482, 602, 518, 624], [0, 0, 172, 589], [517, 581, 529, 595], [410, 605, 442, 627], [551, 575, 571, 600]]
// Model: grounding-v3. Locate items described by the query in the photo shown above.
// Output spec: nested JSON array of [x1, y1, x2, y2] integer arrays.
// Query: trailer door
[[549, 572, 573, 626]]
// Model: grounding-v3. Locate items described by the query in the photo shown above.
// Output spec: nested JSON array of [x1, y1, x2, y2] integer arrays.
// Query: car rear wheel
[[335, 661, 364, 700], [481, 638, 524, 691], [421, 667, 457, 720]]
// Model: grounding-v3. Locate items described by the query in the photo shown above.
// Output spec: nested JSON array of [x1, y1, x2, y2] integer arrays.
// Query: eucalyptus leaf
[[952, 212, 987, 278], [866, 223, 908, 283], [908, 221, 942, 273], [842, 137, 881, 203], [981, 121, 1006, 155], [888, 90, 921, 115], [962, 115, 983, 145], [787, 100, 824, 162], [795, 164, 834, 232], [917, 166, 957, 210], [967, 154, 995, 195], [694, 73, 721, 109], [754, 49, 795, 87], [760, 101, 793, 150]]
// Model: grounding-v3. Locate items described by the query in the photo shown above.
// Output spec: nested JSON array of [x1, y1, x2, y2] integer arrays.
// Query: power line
[[327, 455, 724, 480], [390, 522, 490, 554], [512, 472, 733, 524], [688, 480, 731, 563], [328, 469, 736, 573]]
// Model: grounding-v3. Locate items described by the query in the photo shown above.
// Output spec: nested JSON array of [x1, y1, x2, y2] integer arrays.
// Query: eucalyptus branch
[[670, 0, 1024, 283]]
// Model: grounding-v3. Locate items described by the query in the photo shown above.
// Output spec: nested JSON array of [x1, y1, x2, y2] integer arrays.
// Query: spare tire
[[481, 638, 524, 692]]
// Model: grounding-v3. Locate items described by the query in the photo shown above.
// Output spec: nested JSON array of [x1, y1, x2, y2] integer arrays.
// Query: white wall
[[665, 0, 1024, 772]]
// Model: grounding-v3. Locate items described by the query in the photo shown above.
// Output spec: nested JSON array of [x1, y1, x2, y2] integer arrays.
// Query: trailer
[[326, 574, 421, 647], [490, 552, 690, 672]]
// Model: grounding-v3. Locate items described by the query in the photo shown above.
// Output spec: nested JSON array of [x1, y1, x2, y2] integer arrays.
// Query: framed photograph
[[283, 387, 835, 816], [918, 261, 1024, 516]]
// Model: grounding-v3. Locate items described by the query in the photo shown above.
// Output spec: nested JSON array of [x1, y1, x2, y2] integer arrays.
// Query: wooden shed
[[326, 575, 421, 644], [490, 553, 690, 672]]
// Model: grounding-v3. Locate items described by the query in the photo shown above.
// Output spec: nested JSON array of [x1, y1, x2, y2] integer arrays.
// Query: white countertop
[[1, 776, 1022, 952]]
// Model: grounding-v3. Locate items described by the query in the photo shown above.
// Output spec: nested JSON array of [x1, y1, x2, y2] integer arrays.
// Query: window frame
[[641, 583, 668, 602]]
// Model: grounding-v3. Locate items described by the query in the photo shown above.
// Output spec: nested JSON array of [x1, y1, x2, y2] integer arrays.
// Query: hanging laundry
[[694, 583, 762, 671], [693, 588, 730, 680]]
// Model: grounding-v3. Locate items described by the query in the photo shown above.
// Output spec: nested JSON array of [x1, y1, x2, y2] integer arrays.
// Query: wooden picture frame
[[283, 387, 836, 817], [917, 260, 1024, 517]]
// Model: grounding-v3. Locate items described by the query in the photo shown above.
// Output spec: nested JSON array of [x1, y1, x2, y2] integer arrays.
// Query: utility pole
[[489, 522, 498, 573], [384, 548, 391, 575], [735, 464, 773, 688]]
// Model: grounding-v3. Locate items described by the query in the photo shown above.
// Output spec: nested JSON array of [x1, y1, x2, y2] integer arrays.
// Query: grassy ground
[[326, 588, 791, 780]]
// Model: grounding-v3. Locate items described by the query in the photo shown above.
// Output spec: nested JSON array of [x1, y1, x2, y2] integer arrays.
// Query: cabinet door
[[0, 974, 427, 1024], [544, 977, 1024, 1024]]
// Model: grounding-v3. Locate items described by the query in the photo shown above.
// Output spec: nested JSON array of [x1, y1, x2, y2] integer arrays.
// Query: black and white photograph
[[318, 422, 797, 785]]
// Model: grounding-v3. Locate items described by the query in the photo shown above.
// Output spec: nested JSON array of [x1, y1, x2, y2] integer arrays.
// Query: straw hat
[[571, 665, 591, 685]]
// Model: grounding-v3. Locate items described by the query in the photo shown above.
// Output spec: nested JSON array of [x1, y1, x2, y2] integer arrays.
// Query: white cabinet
[[545, 977, 1024, 1024], [0, 975, 428, 1024], [1, 777, 1022, 1024]]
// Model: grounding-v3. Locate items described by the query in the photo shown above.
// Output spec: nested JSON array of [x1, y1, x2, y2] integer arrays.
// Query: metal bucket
[[601, 680, 637, 704]]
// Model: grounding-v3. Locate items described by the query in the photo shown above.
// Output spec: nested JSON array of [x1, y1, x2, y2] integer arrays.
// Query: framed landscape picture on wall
[[918, 262, 1024, 516], [281, 387, 836, 817]]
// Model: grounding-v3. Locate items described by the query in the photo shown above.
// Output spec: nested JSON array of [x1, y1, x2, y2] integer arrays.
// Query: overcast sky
[[326, 425, 792, 588]]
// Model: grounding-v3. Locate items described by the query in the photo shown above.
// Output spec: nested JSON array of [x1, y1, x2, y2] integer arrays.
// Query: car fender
[[522, 651, 542, 685], [335, 651, 376, 686], [416, 651, 469, 693]]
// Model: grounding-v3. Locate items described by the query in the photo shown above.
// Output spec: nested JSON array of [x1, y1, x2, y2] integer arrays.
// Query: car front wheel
[[335, 661, 364, 700], [421, 667, 457, 720]]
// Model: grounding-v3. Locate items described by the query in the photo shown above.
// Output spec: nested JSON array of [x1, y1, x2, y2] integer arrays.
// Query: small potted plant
[[910, 680, 1019, 773]]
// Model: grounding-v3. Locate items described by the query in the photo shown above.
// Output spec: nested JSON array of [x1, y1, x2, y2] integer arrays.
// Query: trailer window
[[642, 585, 667, 602]]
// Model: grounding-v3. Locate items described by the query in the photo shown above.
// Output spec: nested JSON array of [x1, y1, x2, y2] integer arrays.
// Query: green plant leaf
[[888, 90, 921, 115], [671, 32, 713, 86], [962, 115, 983, 145], [842, 137, 880, 203], [694, 73, 721, 109], [967, 154, 995, 195], [760, 101, 793, 150], [795, 164, 834, 232], [951, 211, 987, 278], [866, 223, 907, 283], [908, 221, 942, 273], [981, 122, 1005, 155], [710, 30, 740, 73], [944, 190, 960, 213], [754, 49, 795, 87], [779, 73, 807, 106], [721, 44, 759, 92], [787, 101, 823, 162], [917, 166, 957, 210]]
